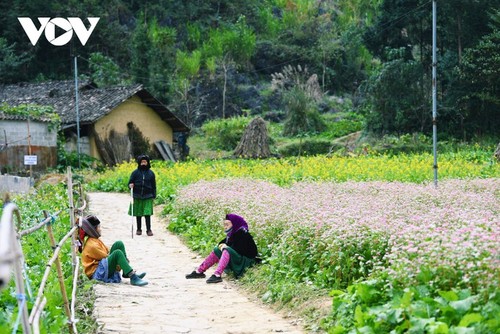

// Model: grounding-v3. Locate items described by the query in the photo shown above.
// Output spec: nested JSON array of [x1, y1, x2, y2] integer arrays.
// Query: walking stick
[[130, 188, 134, 239]]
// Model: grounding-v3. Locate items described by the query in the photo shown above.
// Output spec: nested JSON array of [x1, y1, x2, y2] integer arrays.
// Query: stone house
[[0, 81, 189, 166]]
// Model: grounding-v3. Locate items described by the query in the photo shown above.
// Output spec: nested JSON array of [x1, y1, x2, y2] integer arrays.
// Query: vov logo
[[18, 17, 100, 46]]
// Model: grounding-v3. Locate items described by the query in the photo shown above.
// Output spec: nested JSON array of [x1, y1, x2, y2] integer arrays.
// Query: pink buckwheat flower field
[[169, 177, 499, 332], [172, 178, 499, 292]]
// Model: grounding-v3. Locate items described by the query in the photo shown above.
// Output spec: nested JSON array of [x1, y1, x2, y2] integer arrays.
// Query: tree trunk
[[233, 117, 271, 159]]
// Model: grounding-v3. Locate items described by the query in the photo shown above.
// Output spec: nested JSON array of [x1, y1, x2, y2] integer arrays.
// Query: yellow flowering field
[[90, 153, 499, 202]]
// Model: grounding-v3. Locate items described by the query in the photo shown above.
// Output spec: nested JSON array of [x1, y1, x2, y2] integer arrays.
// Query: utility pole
[[74, 56, 81, 169], [26, 116, 32, 181], [432, 0, 438, 187]]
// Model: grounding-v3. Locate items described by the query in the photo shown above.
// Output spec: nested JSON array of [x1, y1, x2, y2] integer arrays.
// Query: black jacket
[[219, 229, 258, 259], [128, 169, 156, 199]]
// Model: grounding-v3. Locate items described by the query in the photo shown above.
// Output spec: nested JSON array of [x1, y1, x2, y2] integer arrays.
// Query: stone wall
[[0, 120, 57, 173], [0, 175, 32, 194]]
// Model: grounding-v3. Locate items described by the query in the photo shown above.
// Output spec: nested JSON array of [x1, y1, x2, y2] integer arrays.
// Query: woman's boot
[[130, 273, 148, 286]]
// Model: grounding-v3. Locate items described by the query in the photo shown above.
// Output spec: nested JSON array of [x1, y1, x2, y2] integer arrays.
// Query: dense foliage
[[0, 183, 97, 333], [0, 0, 498, 138]]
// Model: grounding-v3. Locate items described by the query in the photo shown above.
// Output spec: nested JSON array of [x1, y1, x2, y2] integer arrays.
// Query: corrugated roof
[[0, 81, 189, 132]]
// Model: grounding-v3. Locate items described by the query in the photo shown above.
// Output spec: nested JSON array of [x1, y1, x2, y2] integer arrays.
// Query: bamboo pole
[[32, 297, 46, 334], [67, 167, 77, 268], [0, 202, 31, 333], [43, 211, 73, 333], [67, 170, 86, 334], [0, 203, 15, 285], [29, 225, 77, 326], [18, 211, 62, 237], [2, 188, 85, 333], [70, 257, 80, 334]]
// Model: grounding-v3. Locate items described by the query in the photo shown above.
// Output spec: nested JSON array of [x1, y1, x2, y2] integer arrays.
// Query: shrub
[[322, 112, 365, 139], [201, 116, 251, 150], [278, 138, 332, 156], [56, 146, 104, 172], [282, 87, 326, 136]]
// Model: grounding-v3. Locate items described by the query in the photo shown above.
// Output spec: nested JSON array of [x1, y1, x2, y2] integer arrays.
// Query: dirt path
[[87, 192, 305, 334]]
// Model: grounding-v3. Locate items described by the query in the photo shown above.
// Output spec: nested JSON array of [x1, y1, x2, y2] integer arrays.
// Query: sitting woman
[[78, 215, 148, 286], [186, 213, 259, 283]]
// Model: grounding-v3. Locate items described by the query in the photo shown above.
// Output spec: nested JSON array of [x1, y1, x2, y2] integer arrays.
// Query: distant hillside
[[0, 0, 498, 138]]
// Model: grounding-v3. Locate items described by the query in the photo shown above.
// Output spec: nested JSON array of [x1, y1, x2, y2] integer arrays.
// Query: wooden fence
[[0, 167, 85, 333]]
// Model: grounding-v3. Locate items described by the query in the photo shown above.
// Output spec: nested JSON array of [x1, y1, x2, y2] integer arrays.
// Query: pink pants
[[197, 250, 230, 276]]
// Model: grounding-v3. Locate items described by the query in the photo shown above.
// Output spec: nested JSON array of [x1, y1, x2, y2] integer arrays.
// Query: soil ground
[[88, 192, 306, 334]]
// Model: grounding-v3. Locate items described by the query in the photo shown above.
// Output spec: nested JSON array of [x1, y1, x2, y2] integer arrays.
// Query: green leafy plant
[[325, 283, 499, 333], [0, 103, 60, 132], [201, 116, 251, 150], [0, 182, 93, 333], [271, 65, 326, 137], [277, 138, 332, 157]]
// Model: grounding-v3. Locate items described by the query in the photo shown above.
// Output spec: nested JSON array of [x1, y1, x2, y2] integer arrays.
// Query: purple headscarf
[[225, 213, 248, 239]]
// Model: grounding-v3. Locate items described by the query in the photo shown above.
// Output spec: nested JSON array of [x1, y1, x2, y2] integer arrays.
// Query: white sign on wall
[[24, 155, 38, 165]]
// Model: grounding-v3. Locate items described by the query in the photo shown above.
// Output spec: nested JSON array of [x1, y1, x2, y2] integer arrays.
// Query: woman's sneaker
[[185, 271, 206, 279], [206, 275, 222, 284]]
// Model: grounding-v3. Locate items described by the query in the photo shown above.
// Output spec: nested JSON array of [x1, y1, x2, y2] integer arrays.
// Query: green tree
[[173, 49, 202, 127], [147, 18, 177, 102], [0, 38, 31, 83], [201, 16, 256, 118], [130, 17, 152, 87], [363, 0, 499, 137], [88, 52, 127, 87], [453, 10, 500, 137], [363, 57, 429, 134]]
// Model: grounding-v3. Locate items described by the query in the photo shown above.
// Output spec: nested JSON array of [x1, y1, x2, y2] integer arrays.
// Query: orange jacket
[[81, 238, 109, 279]]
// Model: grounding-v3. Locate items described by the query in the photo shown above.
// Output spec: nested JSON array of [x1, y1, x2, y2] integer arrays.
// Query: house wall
[[90, 95, 173, 161], [0, 120, 57, 173], [64, 134, 91, 156]]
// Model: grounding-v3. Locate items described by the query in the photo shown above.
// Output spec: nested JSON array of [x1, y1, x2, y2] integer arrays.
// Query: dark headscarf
[[136, 154, 151, 170], [77, 215, 101, 253], [225, 213, 249, 240]]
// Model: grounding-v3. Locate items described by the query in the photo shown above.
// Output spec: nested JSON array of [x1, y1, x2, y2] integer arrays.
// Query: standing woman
[[128, 154, 156, 236]]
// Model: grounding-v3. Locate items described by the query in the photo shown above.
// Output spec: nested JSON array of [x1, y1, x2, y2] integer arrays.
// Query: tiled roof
[[0, 112, 54, 122], [0, 81, 189, 132]]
